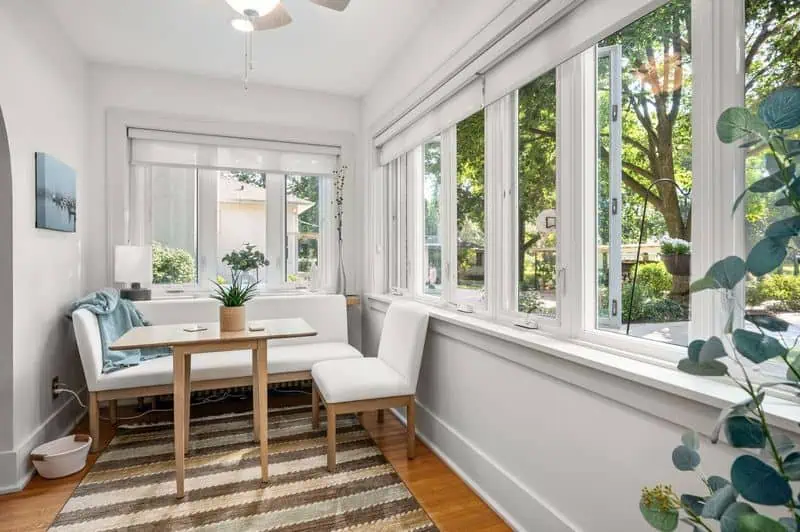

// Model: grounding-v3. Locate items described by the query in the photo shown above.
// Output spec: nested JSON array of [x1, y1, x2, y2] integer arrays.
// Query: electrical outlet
[[52, 376, 60, 399]]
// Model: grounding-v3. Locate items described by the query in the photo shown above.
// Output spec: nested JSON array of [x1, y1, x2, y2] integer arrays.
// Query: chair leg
[[108, 400, 118, 425], [311, 382, 320, 430], [89, 392, 100, 453], [377, 409, 384, 423], [327, 405, 337, 473], [406, 397, 416, 460]]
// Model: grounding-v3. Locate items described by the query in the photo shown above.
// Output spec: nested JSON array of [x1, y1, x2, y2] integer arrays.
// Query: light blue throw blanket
[[72, 289, 170, 374]]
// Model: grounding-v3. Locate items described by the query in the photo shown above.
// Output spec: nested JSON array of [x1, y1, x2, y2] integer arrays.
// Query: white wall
[[85, 63, 362, 294], [364, 300, 766, 531], [0, 0, 87, 492], [362, 0, 516, 130]]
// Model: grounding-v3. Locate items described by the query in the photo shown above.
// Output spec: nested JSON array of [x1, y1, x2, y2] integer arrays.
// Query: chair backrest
[[377, 301, 430, 391], [72, 309, 103, 391]]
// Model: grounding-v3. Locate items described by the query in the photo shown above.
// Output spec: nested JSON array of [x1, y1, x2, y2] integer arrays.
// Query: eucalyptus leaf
[[773, 432, 796, 456], [698, 336, 727, 362], [688, 339, 705, 363], [787, 349, 800, 382], [639, 501, 679, 532], [747, 237, 789, 276], [707, 475, 730, 493], [779, 517, 798, 532], [682, 430, 700, 451], [765, 216, 800, 241], [725, 416, 766, 449], [745, 312, 790, 332], [717, 107, 769, 143], [672, 445, 701, 471], [701, 484, 738, 519], [738, 514, 787, 532], [690, 276, 720, 293], [719, 502, 756, 532], [733, 329, 788, 363], [758, 87, 800, 130], [730, 455, 792, 505], [706, 257, 747, 290], [733, 175, 787, 214], [710, 392, 765, 444], [783, 451, 800, 481], [680, 494, 705, 515], [678, 358, 728, 377]]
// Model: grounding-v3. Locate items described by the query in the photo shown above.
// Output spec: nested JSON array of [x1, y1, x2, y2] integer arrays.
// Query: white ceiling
[[46, 0, 437, 96]]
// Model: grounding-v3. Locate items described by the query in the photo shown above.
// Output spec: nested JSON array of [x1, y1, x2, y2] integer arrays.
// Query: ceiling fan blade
[[253, 3, 292, 30], [309, 0, 350, 12]]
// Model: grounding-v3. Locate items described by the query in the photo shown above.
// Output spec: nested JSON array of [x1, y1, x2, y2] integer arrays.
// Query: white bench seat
[[72, 294, 362, 451], [93, 342, 363, 392]]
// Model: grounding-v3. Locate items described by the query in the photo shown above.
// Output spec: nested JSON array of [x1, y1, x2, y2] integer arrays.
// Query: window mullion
[[441, 126, 458, 304]]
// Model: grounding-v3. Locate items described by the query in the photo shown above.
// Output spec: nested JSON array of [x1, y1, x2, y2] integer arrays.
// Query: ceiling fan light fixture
[[224, 0, 280, 17], [231, 18, 255, 32]]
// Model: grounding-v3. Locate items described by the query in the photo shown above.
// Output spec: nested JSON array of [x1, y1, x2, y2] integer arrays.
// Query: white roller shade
[[129, 129, 340, 175], [377, 80, 483, 166], [485, 0, 662, 103]]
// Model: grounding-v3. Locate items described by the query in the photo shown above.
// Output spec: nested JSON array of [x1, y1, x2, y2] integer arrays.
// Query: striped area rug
[[50, 405, 438, 531]]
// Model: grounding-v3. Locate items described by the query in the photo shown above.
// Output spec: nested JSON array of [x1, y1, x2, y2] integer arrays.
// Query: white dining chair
[[310, 300, 430, 472]]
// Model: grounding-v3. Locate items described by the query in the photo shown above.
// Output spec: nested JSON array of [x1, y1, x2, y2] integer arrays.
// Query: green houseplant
[[211, 270, 258, 332], [222, 243, 268, 283], [640, 86, 800, 531]]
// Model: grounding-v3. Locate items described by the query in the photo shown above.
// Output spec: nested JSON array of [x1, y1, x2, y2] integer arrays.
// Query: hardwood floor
[[0, 393, 509, 532]]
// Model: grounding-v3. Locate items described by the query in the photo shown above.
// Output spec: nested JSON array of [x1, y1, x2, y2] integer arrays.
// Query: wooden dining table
[[110, 318, 317, 498]]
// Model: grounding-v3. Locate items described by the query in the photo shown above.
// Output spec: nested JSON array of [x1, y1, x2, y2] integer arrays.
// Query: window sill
[[366, 293, 800, 436]]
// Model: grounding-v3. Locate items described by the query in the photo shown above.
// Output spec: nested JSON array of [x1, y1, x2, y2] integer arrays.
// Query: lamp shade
[[114, 245, 152, 284], [225, 0, 279, 16]]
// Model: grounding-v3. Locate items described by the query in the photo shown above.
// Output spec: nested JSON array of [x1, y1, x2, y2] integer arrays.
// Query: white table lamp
[[115, 245, 153, 301]]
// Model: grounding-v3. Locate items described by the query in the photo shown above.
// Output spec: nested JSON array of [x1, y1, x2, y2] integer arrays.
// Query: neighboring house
[[217, 175, 315, 282]]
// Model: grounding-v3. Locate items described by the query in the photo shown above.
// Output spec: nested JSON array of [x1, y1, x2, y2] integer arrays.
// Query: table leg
[[173, 347, 186, 499], [252, 348, 260, 442], [184, 354, 191, 452], [255, 339, 269, 482]]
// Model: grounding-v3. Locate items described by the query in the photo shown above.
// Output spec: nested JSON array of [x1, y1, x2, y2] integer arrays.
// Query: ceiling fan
[[225, 0, 351, 31]]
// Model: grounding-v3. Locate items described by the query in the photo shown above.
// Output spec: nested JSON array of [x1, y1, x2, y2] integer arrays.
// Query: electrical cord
[[53, 383, 249, 421]]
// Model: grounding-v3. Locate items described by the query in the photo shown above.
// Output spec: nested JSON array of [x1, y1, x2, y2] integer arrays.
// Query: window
[[455, 110, 486, 307], [743, 1, 800, 348], [150, 167, 199, 286], [127, 130, 338, 293], [517, 70, 557, 318], [217, 171, 268, 288], [286, 175, 321, 285], [594, 0, 693, 347], [422, 137, 443, 297], [376, 0, 800, 365]]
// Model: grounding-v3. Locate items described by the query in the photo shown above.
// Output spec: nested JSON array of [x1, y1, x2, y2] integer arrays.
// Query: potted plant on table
[[660, 237, 691, 277], [211, 270, 258, 332], [639, 87, 800, 531]]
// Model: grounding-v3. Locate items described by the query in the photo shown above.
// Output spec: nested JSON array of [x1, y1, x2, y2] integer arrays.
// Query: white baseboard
[[390, 401, 579, 532], [0, 387, 88, 494]]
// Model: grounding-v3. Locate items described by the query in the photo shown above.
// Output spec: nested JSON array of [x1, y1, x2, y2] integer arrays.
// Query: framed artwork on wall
[[35, 152, 76, 232]]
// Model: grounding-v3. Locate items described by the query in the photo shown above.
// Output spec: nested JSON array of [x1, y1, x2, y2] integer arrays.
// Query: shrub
[[753, 274, 800, 312], [621, 282, 688, 322], [634, 262, 672, 295], [152, 242, 195, 284]]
